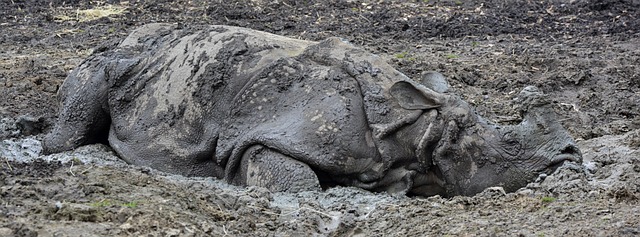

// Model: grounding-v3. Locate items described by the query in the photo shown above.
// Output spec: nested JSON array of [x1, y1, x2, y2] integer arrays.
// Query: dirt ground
[[1, 0, 639, 236]]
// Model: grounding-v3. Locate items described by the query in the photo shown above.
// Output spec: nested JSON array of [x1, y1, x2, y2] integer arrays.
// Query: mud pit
[[1, 0, 639, 236]]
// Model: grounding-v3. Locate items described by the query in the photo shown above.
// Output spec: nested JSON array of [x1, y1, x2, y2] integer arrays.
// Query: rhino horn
[[517, 86, 550, 110], [517, 86, 583, 163], [517, 86, 566, 130]]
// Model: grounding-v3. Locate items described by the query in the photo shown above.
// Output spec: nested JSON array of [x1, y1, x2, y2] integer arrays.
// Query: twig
[[245, 204, 280, 216], [495, 116, 521, 123], [358, 13, 371, 23], [281, 208, 301, 216], [69, 160, 75, 176], [278, 206, 335, 218], [80, 164, 94, 174], [299, 206, 335, 218], [3, 157, 12, 171], [559, 102, 580, 113], [361, 206, 376, 219]]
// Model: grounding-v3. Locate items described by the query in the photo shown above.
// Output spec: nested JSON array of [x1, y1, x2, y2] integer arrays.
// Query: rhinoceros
[[43, 23, 582, 197]]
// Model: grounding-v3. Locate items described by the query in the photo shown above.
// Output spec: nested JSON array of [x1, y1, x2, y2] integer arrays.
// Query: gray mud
[[1, 121, 639, 236]]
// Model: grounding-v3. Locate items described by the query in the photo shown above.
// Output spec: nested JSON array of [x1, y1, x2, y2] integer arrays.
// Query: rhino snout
[[544, 144, 582, 173], [558, 144, 582, 162]]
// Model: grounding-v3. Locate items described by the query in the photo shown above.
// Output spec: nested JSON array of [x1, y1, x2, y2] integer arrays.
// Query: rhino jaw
[[541, 143, 582, 174]]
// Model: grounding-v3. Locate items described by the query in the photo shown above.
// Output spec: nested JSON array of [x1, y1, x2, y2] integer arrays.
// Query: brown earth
[[1, 0, 639, 236]]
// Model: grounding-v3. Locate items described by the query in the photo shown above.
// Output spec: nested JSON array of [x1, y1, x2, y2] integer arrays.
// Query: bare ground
[[1, 0, 639, 236]]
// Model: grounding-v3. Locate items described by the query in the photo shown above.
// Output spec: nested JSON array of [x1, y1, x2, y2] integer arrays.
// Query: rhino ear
[[390, 81, 443, 110], [421, 71, 449, 93]]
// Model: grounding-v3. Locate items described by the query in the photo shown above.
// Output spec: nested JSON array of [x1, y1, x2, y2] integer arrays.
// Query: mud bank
[[1, 118, 639, 236]]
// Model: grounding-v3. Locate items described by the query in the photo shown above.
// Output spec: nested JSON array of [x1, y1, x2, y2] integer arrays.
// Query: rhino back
[[106, 24, 419, 185], [106, 24, 314, 176]]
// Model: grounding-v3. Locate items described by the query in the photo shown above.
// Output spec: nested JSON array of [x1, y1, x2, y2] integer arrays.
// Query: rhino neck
[[385, 109, 451, 196], [430, 114, 499, 197], [409, 110, 445, 171], [412, 103, 493, 196]]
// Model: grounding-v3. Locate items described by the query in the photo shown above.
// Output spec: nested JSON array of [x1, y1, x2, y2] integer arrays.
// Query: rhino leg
[[234, 145, 321, 192], [42, 55, 111, 154]]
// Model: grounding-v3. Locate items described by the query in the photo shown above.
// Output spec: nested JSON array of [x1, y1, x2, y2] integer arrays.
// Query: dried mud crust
[[1, 138, 639, 236], [1, 0, 639, 236]]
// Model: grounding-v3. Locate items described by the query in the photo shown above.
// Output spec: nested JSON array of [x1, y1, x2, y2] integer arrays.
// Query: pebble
[[0, 228, 13, 237], [583, 161, 598, 173], [119, 223, 134, 230], [165, 228, 181, 236], [535, 173, 547, 183], [516, 188, 534, 196]]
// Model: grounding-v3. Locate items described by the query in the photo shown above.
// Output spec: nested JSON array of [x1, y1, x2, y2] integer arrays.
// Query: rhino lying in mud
[[43, 23, 582, 197]]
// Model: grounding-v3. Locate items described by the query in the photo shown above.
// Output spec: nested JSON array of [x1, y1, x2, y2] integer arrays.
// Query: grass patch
[[395, 52, 417, 61], [71, 156, 83, 164], [541, 196, 556, 203], [90, 199, 139, 208], [445, 53, 459, 59], [90, 199, 112, 207], [395, 52, 409, 59], [121, 201, 139, 208], [54, 15, 75, 22], [55, 4, 126, 22]]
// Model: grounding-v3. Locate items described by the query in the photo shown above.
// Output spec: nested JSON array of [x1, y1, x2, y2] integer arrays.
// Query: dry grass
[[55, 4, 126, 22]]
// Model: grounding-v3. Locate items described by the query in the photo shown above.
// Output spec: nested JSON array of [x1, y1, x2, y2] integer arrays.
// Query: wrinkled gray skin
[[43, 24, 582, 197]]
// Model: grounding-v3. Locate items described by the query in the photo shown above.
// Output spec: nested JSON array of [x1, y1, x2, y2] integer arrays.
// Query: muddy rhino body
[[44, 24, 581, 197]]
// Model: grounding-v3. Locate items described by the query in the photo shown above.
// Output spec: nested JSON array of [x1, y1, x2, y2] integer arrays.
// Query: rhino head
[[390, 73, 582, 197]]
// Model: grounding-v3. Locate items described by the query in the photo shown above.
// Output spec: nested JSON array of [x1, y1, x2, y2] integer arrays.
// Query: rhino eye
[[502, 133, 522, 156]]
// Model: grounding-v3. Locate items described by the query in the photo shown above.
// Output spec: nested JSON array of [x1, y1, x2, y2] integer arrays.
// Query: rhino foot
[[235, 145, 321, 193]]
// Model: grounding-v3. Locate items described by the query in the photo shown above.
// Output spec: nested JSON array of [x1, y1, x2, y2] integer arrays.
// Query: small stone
[[526, 182, 540, 189], [583, 161, 598, 173], [477, 186, 506, 198], [535, 173, 547, 183], [0, 227, 13, 236], [119, 223, 134, 230], [165, 228, 181, 237], [516, 188, 534, 196]]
